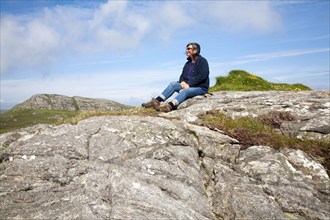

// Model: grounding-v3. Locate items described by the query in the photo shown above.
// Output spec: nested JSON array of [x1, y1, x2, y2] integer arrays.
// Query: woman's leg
[[159, 81, 182, 101], [172, 87, 207, 105], [142, 82, 181, 109]]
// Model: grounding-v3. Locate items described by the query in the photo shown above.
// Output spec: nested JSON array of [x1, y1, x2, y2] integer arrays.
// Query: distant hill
[[210, 70, 311, 92], [12, 94, 131, 112], [0, 94, 132, 134], [0, 109, 9, 114]]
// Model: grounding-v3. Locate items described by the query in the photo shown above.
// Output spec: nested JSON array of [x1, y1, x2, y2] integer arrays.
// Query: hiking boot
[[141, 98, 160, 109], [155, 103, 173, 112]]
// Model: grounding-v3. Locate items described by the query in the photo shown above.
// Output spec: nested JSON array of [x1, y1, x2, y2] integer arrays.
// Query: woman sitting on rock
[[142, 42, 210, 112]]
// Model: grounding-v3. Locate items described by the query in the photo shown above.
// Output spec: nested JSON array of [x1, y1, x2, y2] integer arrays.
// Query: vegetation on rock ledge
[[199, 110, 330, 175], [0, 108, 157, 134], [210, 70, 311, 92]]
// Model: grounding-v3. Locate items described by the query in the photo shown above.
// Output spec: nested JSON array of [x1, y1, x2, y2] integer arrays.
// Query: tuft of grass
[[0, 107, 158, 134], [258, 111, 295, 129], [62, 107, 159, 125], [199, 110, 330, 175], [210, 70, 311, 92]]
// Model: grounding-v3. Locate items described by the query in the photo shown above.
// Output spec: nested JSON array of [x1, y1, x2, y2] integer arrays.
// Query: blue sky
[[1, 0, 329, 108]]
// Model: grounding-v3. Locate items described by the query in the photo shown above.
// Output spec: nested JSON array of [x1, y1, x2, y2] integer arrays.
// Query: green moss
[[210, 70, 311, 92]]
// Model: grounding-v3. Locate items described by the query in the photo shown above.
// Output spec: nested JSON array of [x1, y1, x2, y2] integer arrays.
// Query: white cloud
[[212, 48, 330, 67], [0, 0, 282, 75], [0, 15, 61, 73], [91, 1, 151, 50], [242, 48, 330, 61], [153, 1, 192, 40], [196, 1, 282, 32]]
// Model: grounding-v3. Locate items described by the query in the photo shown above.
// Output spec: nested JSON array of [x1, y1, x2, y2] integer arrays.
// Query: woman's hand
[[180, 81, 190, 89]]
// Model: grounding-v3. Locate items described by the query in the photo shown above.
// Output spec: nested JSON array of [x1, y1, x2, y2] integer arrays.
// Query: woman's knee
[[169, 81, 179, 87], [179, 87, 205, 98], [168, 81, 181, 91]]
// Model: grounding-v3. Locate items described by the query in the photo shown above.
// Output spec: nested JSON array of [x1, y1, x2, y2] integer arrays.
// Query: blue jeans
[[159, 81, 207, 106]]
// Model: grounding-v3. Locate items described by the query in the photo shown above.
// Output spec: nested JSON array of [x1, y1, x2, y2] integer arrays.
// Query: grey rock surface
[[1, 91, 329, 219], [166, 91, 330, 141], [12, 94, 131, 112]]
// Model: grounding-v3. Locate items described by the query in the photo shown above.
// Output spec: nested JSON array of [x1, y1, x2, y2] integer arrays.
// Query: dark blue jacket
[[179, 55, 210, 90]]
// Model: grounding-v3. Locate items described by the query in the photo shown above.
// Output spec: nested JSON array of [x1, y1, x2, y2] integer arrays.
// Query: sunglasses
[[186, 47, 194, 51]]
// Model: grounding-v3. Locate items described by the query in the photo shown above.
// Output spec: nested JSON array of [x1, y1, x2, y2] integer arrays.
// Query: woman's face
[[186, 45, 196, 57]]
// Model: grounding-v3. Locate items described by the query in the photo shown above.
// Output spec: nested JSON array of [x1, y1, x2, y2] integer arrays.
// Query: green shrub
[[210, 70, 311, 92]]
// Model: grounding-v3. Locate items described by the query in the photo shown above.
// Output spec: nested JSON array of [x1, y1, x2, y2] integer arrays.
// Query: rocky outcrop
[[12, 94, 131, 112], [172, 90, 330, 141], [0, 91, 329, 219]]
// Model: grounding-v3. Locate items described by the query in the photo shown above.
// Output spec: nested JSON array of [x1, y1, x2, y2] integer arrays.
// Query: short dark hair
[[187, 42, 200, 55]]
